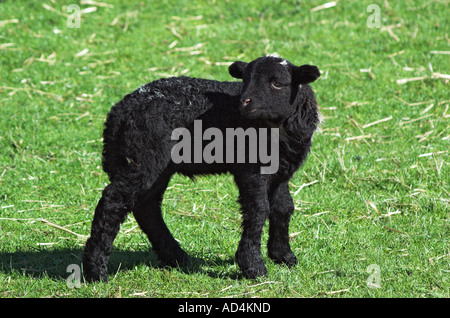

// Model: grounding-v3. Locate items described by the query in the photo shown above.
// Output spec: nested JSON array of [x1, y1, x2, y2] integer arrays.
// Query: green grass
[[0, 0, 448, 298]]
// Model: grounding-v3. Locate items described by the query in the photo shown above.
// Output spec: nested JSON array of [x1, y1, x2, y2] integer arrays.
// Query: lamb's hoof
[[236, 250, 268, 279], [242, 265, 268, 279], [83, 264, 108, 283], [268, 250, 298, 268], [159, 249, 192, 268]]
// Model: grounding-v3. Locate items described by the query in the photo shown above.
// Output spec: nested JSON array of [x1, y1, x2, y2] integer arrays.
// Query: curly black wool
[[83, 55, 321, 281]]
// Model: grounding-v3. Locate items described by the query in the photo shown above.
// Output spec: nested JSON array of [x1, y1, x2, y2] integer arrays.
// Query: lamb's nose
[[242, 98, 251, 107]]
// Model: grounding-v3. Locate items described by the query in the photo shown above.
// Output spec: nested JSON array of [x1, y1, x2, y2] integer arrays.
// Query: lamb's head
[[229, 55, 320, 120]]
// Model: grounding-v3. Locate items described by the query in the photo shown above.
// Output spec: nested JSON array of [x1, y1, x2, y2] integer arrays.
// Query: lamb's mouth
[[241, 108, 262, 119]]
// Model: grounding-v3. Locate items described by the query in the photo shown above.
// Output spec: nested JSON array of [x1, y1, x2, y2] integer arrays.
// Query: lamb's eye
[[271, 82, 283, 90]]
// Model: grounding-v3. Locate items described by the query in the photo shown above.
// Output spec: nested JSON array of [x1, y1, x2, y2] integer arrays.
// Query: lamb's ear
[[292, 64, 320, 85], [228, 61, 247, 79]]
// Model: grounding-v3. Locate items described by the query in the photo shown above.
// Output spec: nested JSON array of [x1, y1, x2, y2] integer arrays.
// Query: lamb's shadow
[[0, 247, 241, 281]]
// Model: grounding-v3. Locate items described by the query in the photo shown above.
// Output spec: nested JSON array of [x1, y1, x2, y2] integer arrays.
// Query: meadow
[[0, 0, 448, 298]]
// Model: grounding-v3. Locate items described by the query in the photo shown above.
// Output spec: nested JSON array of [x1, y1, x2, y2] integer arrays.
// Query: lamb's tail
[[101, 101, 128, 178]]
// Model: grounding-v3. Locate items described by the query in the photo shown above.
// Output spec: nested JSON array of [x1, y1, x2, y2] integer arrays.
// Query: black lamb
[[82, 55, 321, 281]]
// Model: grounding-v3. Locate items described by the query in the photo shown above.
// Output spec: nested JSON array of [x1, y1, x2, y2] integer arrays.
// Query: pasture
[[0, 0, 448, 297]]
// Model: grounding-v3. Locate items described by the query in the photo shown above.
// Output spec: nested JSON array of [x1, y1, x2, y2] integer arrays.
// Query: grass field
[[0, 0, 448, 298]]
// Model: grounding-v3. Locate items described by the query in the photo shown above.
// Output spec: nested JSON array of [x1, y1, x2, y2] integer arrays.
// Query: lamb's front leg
[[234, 175, 270, 279], [267, 182, 297, 267]]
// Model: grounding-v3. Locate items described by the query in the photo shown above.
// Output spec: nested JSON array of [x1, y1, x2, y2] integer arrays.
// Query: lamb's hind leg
[[82, 183, 131, 282], [132, 174, 191, 267]]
